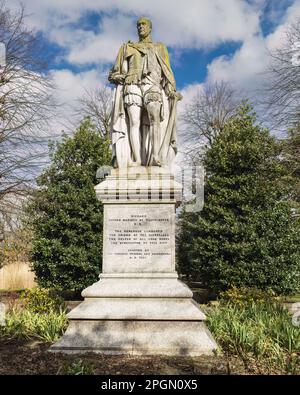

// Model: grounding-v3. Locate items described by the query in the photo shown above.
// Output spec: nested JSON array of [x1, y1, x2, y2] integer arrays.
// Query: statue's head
[[137, 17, 152, 40]]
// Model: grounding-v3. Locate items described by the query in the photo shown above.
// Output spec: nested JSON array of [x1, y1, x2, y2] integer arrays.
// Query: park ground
[[0, 337, 258, 375], [1, 290, 299, 375], [0, 291, 241, 375]]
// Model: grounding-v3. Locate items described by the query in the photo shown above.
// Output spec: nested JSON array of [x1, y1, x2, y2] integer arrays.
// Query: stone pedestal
[[51, 167, 217, 355]]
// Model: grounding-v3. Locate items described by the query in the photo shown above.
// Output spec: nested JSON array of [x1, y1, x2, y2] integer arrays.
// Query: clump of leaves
[[20, 287, 66, 314], [1, 308, 68, 342], [57, 359, 94, 375], [207, 299, 300, 374], [219, 286, 275, 306]]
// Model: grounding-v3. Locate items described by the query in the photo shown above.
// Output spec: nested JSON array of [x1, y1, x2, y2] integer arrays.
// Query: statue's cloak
[[110, 42, 178, 168]]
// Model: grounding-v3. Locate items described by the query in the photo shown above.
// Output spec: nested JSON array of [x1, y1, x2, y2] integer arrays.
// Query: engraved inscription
[[108, 215, 171, 260], [103, 204, 174, 272]]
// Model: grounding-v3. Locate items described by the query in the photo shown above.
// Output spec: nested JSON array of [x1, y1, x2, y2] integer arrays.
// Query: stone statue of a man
[[109, 17, 182, 168]]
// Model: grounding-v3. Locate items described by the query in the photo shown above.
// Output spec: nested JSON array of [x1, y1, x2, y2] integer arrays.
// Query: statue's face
[[137, 19, 151, 39]]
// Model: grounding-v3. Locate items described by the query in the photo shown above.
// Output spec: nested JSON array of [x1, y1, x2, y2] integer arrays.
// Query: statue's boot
[[152, 157, 162, 166]]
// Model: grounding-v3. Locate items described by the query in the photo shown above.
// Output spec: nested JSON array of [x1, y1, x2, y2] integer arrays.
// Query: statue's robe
[[109, 41, 178, 168]]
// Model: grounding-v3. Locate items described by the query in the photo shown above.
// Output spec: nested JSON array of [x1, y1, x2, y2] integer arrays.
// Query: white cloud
[[50, 68, 104, 105], [206, 0, 300, 94], [266, 0, 300, 51], [11, 0, 261, 65], [207, 35, 267, 91], [9, 0, 299, 88], [62, 15, 135, 65], [178, 83, 204, 113], [8, 0, 300, 133], [47, 68, 108, 136]]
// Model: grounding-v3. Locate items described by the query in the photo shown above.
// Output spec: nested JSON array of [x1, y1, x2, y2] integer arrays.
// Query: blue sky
[[9, 0, 300, 133], [40, 33, 242, 89]]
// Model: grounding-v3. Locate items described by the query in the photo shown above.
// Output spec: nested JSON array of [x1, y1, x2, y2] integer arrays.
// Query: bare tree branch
[[74, 85, 112, 140], [180, 81, 243, 161], [0, 1, 56, 243], [263, 19, 300, 129]]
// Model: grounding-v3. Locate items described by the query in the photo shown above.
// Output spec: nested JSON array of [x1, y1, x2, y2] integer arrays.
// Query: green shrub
[[20, 288, 66, 314], [26, 119, 111, 291], [207, 300, 300, 374], [57, 359, 94, 375], [219, 286, 275, 306], [177, 104, 300, 295], [1, 308, 68, 342]]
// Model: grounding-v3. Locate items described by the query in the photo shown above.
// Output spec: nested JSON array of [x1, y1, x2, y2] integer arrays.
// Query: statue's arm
[[159, 43, 182, 101], [108, 44, 126, 85], [165, 82, 182, 100]]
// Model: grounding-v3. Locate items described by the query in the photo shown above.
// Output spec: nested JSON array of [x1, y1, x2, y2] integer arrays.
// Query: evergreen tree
[[177, 104, 300, 295], [27, 118, 111, 291], [282, 126, 300, 216]]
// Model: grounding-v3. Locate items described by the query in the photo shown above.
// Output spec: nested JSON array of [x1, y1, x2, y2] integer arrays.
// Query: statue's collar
[[139, 36, 153, 44]]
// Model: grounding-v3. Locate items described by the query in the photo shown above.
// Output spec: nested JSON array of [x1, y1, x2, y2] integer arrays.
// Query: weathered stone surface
[[66, 298, 206, 321], [109, 18, 181, 169], [51, 320, 217, 356], [51, 197, 218, 355], [95, 166, 182, 203], [82, 276, 192, 298], [103, 203, 175, 273]]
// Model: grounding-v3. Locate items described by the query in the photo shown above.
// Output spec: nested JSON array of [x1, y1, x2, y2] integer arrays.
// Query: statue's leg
[[146, 101, 161, 166], [126, 104, 142, 165]]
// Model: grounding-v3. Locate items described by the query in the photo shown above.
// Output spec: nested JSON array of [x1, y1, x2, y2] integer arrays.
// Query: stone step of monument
[[50, 320, 217, 356], [66, 298, 206, 321], [82, 278, 193, 298]]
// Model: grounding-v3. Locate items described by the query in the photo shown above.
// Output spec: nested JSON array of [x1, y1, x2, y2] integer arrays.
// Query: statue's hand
[[168, 89, 183, 101], [165, 83, 182, 101], [175, 92, 183, 101], [125, 75, 137, 84], [108, 71, 125, 84]]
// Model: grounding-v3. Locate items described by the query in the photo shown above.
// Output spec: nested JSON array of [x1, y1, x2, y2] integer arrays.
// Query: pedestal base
[[50, 168, 218, 356], [50, 275, 218, 356], [51, 320, 216, 356]]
